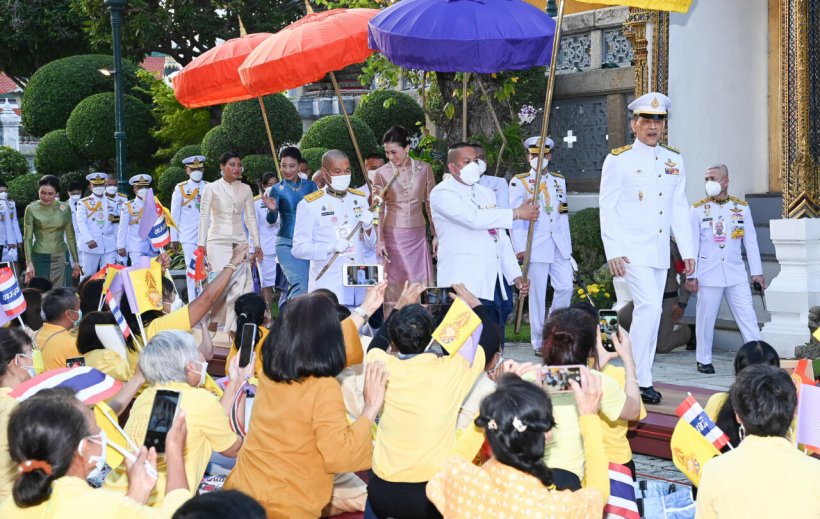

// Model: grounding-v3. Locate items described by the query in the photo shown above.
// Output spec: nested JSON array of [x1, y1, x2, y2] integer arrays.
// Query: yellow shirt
[[599, 364, 647, 464], [104, 381, 236, 507], [368, 347, 485, 483], [35, 323, 80, 371], [704, 392, 728, 422], [126, 307, 192, 376], [0, 476, 189, 518], [696, 435, 820, 518], [224, 327, 269, 378], [84, 349, 130, 381], [0, 388, 17, 500]]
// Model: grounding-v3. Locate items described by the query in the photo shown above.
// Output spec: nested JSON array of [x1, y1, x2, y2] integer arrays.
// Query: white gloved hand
[[329, 238, 351, 254], [570, 256, 578, 273], [357, 209, 375, 230]]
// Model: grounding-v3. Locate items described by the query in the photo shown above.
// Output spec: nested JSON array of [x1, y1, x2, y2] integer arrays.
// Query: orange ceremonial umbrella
[[239, 6, 380, 183]]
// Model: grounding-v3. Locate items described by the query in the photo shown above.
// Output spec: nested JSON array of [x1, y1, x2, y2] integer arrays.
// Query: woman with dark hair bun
[[0, 328, 35, 499], [372, 125, 436, 314], [427, 372, 608, 517], [23, 175, 81, 286]]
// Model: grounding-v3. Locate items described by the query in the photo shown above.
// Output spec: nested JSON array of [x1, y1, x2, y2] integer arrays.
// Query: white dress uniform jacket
[[170, 179, 206, 244], [430, 178, 521, 301], [76, 194, 118, 253], [254, 194, 279, 288], [508, 170, 571, 261], [292, 187, 377, 306], [478, 174, 510, 209], [689, 196, 762, 286], [117, 197, 154, 260], [599, 140, 693, 267]]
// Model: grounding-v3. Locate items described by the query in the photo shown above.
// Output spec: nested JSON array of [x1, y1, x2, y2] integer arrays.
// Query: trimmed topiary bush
[[0, 146, 29, 184], [221, 94, 303, 156], [170, 145, 202, 168], [21, 54, 140, 138], [569, 207, 606, 281], [157, 166, 187, 207], [201, 125, 233, 166], [34, 130, 85, 176], [8, 174, 41, 213], [301, 147, 328, 174], [65, 93, 156, 164], [301, 115, 378, 185], [353, 90, 425, 143], [242, 155, 276, 187]]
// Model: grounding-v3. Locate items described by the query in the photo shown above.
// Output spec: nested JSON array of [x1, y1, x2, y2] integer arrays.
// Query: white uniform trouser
[[182, 242, 200, 303], [624, 265, 667, 387], [81, 250, 117, 280], [529, 258, 573, 350], [695, 283, 761, 364], [129, 252, 154, 267]]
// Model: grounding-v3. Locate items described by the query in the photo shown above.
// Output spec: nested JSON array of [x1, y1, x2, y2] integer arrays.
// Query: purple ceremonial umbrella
[[367, 0, 556, 73]]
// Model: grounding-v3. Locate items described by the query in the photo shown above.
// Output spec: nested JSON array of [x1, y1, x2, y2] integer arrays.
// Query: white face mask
[[457, 161, 482, 186], [705, 180, 722, 197], [136, 188, 147, 199], [367, 170, 378, 182], [92, 186, 105, 197], [189, 170, 203, 182], [530, 157, 549, 172], [69, 194, 81, 202], [79, 431, 108, 481], [105, 186, 118, 195], [477, 159, 487, 176], [0, 192, 7, 200], [15, 353, 35, 379], [170, 296, 184, 312], [329, 174, 351, 192], [191, 360, 208, 387], [298, 172, 308, 180]]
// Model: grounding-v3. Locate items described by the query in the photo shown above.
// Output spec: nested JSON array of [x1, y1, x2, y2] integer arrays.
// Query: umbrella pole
[[329, 71, 371, 193], [476, 78, 507, 177], [257, 97, 282, 180], [462, 73, 470, 140], [514, 0, 566, 334]]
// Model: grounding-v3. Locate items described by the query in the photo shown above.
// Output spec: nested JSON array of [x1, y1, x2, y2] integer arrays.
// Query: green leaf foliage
[[0, 147, 29, 184], [221, 94, 303, 156], [300, 115, 378, 185], [157, 166, 187, 207], [21, 55, 140, 138], [34, 130, 86, 176], [201, 125, 233, 166], [569, 207, 606, 281], [65, 93, 157, 165], [149, 78, 212, 161], [241, 155, 277, 187], [353, 90, 425, 142], [301, 148, 328, 174], [8, 174, 41, 212], [170, 145, 203, 168]]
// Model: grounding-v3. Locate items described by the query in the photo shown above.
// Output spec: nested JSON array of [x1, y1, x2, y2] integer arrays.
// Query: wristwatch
[[353, 306, 369, 322]]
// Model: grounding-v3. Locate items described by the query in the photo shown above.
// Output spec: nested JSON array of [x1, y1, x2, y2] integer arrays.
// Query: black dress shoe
[[639, 386, 662, 404], [697, 362, 715, 374]]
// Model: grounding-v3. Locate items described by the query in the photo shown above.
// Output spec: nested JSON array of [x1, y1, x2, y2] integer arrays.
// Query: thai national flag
[[10, 367, 122, 405], [604, 462, 639, 519], [104, 291, 131, 340], [187, 247, 206, 282], [675, 394, 730, 451], [148, 203, 171, 249], [0, 267, 26, 318]]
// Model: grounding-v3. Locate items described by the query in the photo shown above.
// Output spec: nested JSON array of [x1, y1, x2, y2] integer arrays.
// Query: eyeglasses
[[486, 356, 504, 377]]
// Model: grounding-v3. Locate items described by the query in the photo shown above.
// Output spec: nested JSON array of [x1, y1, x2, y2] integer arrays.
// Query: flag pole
[[514, 0, 566, 334]]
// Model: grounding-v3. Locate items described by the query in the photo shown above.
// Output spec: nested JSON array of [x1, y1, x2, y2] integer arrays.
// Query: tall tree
[[71, 0, 304, 66]]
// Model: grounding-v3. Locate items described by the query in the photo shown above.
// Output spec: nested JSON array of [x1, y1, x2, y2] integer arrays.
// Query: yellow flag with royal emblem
[[669, 417, 721, 486], [125, 257, 164, 314], [431, 297, 482, 355], [574, 0, 691, 12], [94, 400, 136, 469]]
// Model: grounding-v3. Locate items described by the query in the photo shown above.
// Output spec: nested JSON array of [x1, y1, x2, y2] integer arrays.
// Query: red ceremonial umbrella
[[239, 6, 380, 181]]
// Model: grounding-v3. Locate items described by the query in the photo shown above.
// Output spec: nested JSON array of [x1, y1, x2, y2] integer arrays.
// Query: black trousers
[[367, 472, 442, 519]]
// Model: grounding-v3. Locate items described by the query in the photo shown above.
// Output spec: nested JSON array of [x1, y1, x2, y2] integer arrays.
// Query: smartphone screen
[[542, 365, 583, 393], [599, 310, 619, 353], [144, 390, 180, 454], [66, 356, 86, 368], [342, 264, 384, 287], [420, 287, 452, 306], [238, 323, 257, 369]]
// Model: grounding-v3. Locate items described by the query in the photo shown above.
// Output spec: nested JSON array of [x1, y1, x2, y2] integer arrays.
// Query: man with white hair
[[687, 164, 763, 374]]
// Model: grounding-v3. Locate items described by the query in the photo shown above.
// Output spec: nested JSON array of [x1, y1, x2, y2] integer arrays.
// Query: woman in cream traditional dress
[[197, 152, 261, 334]]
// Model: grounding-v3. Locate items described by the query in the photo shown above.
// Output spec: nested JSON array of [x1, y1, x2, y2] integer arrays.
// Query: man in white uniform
[[292, 150, 377, 308], [254, 171, 280, 308], [171, 155, 208, 302], [117, 174, 156, 266], [509, 136, 573, 354], [104, 174, 129, 265], [0, 181, 19, 263], [687, 164, 763, 374], [599, 92, 694, 404], [430, 143, 537, 341], [474, 143, 509, 209], [76, 172, 118, 279]]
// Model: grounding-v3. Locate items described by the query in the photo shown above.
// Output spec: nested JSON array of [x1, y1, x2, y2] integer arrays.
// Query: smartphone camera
[[599, 310, 619, 353]]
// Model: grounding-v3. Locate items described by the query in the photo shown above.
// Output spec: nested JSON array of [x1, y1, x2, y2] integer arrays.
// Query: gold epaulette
[[515, 172, 529, 179], [660, 143, 681, 154], [729, 196, 748, 206], [610, 145, 632, 156], [303, 190, 324, 203], [347, 188, 366, 197], [253, 194, 261, 201], [550, 172, 564, 179], [693, 197, 711, 208], [176, 181, 187, 186]]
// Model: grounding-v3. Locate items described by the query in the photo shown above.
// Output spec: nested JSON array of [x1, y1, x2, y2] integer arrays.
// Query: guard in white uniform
[[117, 174, 156, 266], [292, 150, 377, 307], [688, 164, 763, 373], [509, 137, 573, 353], [76, 173, 118, 279], [474, 143, 510, 209], [0, 182, 21, 263], [171, 155, 208, 302], [255, 172, 280, 297], [599, 92, 694, 404], [104, 174, 129, 265]]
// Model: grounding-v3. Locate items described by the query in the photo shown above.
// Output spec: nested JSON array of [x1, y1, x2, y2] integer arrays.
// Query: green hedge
[[169, 143, 219, 182], [301, 115, 378, 185], [201, 125, 233, 167], [242, 154, 276, 187], [34, 130, 85, 176], [157, 166, 187, 207], [21, 54, 140, 138], [0, 146, 29, 184], [8, 174, 41, 213], [221, 94, 303, 156], [301, 147, 328, 173], [65, 93, 156, 164], [569, 207, 606, 281], [353, 90, 425, 143]]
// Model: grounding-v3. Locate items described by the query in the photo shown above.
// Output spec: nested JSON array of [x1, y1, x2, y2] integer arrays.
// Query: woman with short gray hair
[[139, 330, 201, 385]]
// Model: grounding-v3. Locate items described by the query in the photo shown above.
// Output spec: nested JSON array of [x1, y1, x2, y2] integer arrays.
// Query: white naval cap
[[524, 136, 555, 154], [86, 172, 108, 185], [182, 155, 206, 168], [628, 92, 671, 119], [129, 174, 152, 186]]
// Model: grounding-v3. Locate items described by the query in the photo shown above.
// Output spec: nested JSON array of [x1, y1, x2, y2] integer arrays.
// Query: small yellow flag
[[431, 297, 482, 355], [94, 401, 137, 469], [669, 417, 721, 486], [203, 374, 224, 399], [574, 0, 691, 13], [812, 326, 820, 343], [127, 258, 164, 314], [102, 266, 122, 294]]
